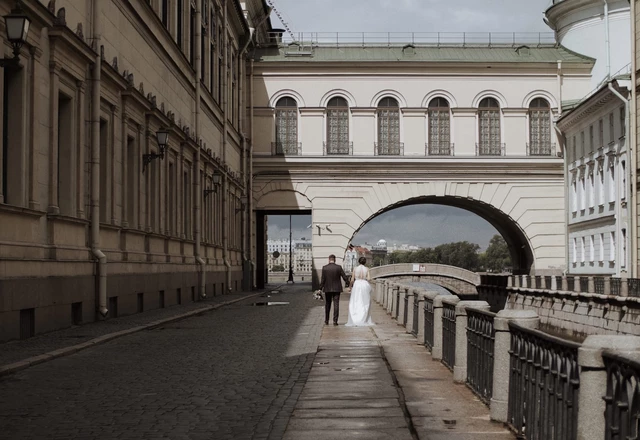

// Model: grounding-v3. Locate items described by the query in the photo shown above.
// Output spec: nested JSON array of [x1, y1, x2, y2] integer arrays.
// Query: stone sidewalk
[[0, 286, 282, 376], [284, 294, 515, 440]]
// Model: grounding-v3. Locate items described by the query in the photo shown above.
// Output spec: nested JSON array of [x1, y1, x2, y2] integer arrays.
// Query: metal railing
[[580, 277, 589, 293], [567, 277, 575, 292], [476, 142, 506, 156], [272, 141, 302, 155], [594, 277, 605, 295], [628, 278, 640, 297], [508, 322, 581, 440], [610, 278, 621, 296], [268, 31, 557, 48], [375, 141, 404, 156], [442, 302, 457, 371], [412, 294, 419, 337], [602, 351, 640, 440], [425, 142, 454, 156], [527, 142, 556, 156], [466, 308, 496, 404], [424, 297, 434, 351], [323, 141, 353, 155], [544, 276, 552, 289]]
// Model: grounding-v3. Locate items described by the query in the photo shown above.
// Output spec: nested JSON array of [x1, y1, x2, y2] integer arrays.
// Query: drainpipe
[[91, 0, 107, 317], [609, 82, 632, 276], [222, 0, 231, 291], [194, 0, 206, 297], [631, 0, 638, 277], [604, 0, 611, 80]]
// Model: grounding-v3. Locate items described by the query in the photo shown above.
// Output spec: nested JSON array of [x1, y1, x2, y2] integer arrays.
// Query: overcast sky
[[269, 0, 554, 35], [266, 0, 554, 251]]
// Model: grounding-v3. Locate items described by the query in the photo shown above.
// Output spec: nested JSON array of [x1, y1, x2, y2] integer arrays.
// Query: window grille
[[428, 97, 451, 155], [478, 98, 501, 155], [275, 97, 299, 155], [326, 97, 350, 154], [377, 97, 401, 155], [528, 98, 551, 155]]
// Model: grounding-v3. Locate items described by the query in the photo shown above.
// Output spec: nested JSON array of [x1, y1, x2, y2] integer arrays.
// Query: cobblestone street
[[0, 284, 324, 440]]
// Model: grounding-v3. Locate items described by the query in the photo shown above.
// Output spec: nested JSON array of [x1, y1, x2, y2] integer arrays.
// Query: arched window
[[325, 97, 350, 155], [478, 97, 502, 155], [274, 97, 299, 155], [528, 98, 552, 155], [376, 97, 402, 155], [428, 97, 451, 155]]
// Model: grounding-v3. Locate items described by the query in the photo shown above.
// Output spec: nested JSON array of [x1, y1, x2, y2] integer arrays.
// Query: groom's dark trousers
[[320, 262, 349, 324]]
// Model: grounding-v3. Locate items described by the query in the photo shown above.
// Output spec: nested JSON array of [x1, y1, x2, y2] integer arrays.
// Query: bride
[[345, 257, 375, 327]]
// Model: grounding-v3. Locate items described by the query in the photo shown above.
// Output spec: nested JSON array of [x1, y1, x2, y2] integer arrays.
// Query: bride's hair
[[358, 257, 367, 265]]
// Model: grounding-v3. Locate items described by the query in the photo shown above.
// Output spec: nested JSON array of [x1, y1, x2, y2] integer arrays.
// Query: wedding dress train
[[345, 264, 375, 327]]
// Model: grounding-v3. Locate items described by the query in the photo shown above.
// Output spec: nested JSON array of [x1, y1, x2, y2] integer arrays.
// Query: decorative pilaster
[[47, 61, 61, 214], [76, 79, 86, 218]]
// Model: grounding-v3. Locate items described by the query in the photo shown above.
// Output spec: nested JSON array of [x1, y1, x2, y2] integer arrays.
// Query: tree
[[481, 234, 512, 273], [272, 264, 285, 272]]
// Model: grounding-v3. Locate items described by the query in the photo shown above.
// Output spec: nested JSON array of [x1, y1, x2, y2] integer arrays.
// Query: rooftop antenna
[[267, 0, 297, 43]]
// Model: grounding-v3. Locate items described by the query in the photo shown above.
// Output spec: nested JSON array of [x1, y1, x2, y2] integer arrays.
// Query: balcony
[[426, 142, 454, 156], [375, 142, 404, 156], [323, 141, 353, 155], [527, 142, 555, 156], [476, 142, 505, 156], [272, 141, 302, 156]]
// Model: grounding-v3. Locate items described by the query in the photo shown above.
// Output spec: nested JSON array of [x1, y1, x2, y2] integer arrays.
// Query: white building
[[266, 239, 312, 273], [547, 0, 632, 276]]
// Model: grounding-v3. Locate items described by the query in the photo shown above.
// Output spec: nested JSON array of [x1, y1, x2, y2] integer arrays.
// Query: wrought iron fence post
[[577, 336, 640, 440], [453, 301, 490, 383], [431, 293, 452, 361], [489, 309, 539, 423]]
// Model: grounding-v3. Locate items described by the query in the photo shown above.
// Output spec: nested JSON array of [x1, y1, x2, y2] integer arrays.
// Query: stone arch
[[370, 89, 408, 108], [254, 187, 312, 210], [522, 90, 558, 109], [319, 89, 357, 108], [269, 89, 306, 108], [471, 90, 508, 108], [422, 90, 458, 108]]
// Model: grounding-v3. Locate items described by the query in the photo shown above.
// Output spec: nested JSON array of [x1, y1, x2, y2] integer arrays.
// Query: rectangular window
[[622, 160, 627, 200], [589, 125, 594, 151], [622, 228, 627, 268], [609, 113, 614, 142], [58, 93, 74, 216], [169, 162, 175, 235], [580, 175, 586, 211], [580, 131, 585, 158], [610, 231, 616, 261], [598, 163, 605, 205], [589, 235, 594, 262], [609, 160, 615, 203], [149, 155, 158, 232], [183, 168, 191, 238], [99, 118, 109, 223], [162, 0, 169, 28], [620, 107, 625, 138], [571, 136, 576, 162], [580, 237, 585, 263], [599, 119, 604, 148], [190, 5, 196, 66], [599, 233, 604, 262], [126, 136, 137, 227], [2, 68, 25, 206], [571, 178, 577, 212], [177, 0, 183, 49], [588, 168, 595, 209]]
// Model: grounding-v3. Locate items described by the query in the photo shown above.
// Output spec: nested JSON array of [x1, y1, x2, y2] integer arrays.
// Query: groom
[[320, 254, 350, 325]]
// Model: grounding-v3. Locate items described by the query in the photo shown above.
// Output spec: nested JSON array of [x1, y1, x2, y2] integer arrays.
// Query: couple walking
[[320, 254, 374, 327]]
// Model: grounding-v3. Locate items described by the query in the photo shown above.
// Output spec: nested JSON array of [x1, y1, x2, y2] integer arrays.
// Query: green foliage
[[480, 234, 512, 273], [271, 265, 285, 272], [387, 238, 510, 272]]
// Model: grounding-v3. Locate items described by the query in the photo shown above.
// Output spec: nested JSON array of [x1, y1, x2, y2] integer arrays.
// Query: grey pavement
[[0, 284, 515, 440]]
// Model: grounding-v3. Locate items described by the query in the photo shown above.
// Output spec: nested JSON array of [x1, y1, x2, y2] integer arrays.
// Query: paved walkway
[[0, 284, 514, 439], [284, 294, 515, 440]]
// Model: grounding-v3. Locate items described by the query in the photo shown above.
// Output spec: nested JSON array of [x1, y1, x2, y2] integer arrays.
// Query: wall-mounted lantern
[[203, 173, 221, 197], [0, 3, 31, 67], [142, 129, 168, 172], [236, 195, 248, 212]]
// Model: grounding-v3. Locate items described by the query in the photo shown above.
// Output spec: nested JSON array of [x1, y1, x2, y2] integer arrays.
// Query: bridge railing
[[466, 307, 496, 404], [374, 278, 640, 440]]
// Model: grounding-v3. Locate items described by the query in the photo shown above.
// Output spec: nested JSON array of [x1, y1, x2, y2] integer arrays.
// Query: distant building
[[266, 239, 312, 273], [371, 239, 389, 266]]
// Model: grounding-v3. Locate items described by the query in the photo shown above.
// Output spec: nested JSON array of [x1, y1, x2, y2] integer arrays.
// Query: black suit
[[320, 262, 350, 324]]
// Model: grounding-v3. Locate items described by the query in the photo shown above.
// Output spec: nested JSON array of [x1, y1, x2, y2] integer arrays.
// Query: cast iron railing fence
[[579, 277, 589, 293], [424, 297, 434, 351], [323, 141, 353, 155], [272, 141, 302, 155], [508, 322, 581, 440], [526, 142, 555, 156], [476, 142, 505, 156], [442, 302, 457, 371], [602, 350, 640, 440], [628, 278, 640, 297], [375, 141, 404, 156], [412, 294, 419, 337], [594, 277, 605, 295], [466, 308, 496, 404], [610, 278, 621, 296], [567, 277, 575, 292], [425, 142, 454, 156]]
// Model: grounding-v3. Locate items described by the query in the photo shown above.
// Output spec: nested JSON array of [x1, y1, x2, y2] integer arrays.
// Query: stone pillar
[[621, 278, 629, 297], [416, 290, 426, 342], [561, 275, 568, 291], [551, 275, 558, 291], [576, 336, 640, 440], [405, 288, 415, 332], [48, 62, 61, 214], [398, 287, 407, 323], [521, 275, 528, 288], [453, 300, 491, 383], [604, 277, 611, 295], [587, 276, 595, 294], [431, 293, 451, 361], [490, 309, 539, 423]]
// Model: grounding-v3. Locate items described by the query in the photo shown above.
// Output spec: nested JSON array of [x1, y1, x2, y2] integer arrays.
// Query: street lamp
[[0, 3, 31, 67], [204, 172, 221, 197], [142, 129, 169, 172], [235, 195, 247, 213]]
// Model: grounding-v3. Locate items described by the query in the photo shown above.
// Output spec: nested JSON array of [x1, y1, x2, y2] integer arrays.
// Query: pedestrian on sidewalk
[[320, 254, 350, 325]]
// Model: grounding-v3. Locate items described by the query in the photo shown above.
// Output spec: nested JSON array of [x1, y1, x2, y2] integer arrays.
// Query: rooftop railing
[[268, 32, 557, 48]]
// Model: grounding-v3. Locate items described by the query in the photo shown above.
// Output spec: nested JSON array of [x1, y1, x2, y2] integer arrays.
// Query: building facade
[[0, 0, 271, 341]]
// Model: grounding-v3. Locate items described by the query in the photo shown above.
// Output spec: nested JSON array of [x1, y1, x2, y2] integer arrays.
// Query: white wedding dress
[[345, 265, 375, 327]]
